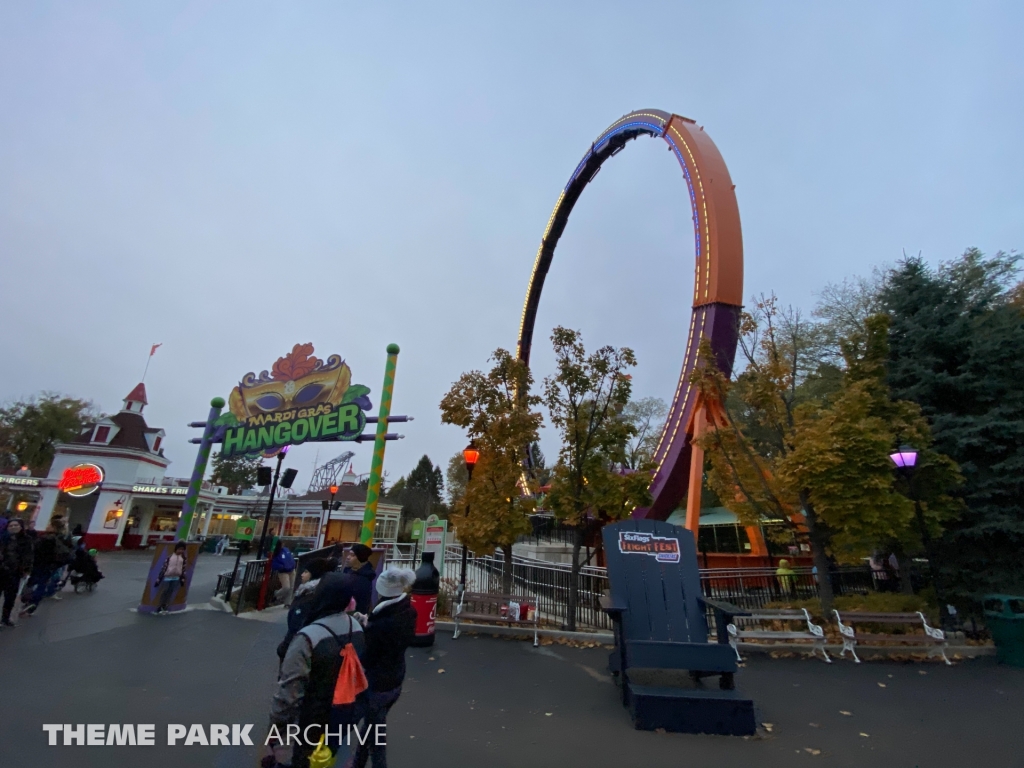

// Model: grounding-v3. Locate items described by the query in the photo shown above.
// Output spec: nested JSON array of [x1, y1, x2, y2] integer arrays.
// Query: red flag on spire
[[150, 343, 162, 357]]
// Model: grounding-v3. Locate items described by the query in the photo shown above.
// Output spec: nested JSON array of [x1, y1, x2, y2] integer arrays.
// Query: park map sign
[[218, 343, 372, 457]]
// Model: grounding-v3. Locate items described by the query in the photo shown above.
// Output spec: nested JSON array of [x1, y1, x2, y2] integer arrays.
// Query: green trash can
[[983, 595, 1024, 667]]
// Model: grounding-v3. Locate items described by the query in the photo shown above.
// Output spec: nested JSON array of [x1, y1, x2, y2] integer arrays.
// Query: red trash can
[[410, 551, 440, 647]]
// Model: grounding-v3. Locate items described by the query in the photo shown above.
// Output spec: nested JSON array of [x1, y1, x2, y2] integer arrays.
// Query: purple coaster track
[[516, 109, 744, 522]]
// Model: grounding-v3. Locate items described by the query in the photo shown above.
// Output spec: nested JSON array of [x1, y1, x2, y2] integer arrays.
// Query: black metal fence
[[435, 546, 884, 632], [454, 550, 612, 630], [515, 518, 582, 548], [213, 540, 883, 632], [699, 566, 874, 610], [214, 544, 336, 614]]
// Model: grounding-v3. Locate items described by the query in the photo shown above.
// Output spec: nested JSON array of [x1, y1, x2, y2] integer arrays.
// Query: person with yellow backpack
[[264, 573, 368, 768]]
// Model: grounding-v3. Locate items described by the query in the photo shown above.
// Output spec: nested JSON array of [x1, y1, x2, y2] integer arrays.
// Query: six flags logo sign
[[618, 531, 681, 563]]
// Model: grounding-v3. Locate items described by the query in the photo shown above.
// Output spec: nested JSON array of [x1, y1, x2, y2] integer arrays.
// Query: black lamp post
[[318, 484, 340, 551], [256, 446, 295, 560], [459, 440, 479, 595], [890, 445, 949, 625]]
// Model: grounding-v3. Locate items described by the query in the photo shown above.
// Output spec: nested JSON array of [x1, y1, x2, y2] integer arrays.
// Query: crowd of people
[[0, 514, 104, 628], [264, 542, 417, 768], [3, 513, 416, 766]]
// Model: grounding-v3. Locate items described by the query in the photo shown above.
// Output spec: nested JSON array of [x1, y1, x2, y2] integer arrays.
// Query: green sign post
[[360, 344, 401, 545], [410, 519, 424, 540]]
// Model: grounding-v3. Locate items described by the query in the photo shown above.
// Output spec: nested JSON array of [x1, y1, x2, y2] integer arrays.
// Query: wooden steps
[[627, 683, 756, 735]]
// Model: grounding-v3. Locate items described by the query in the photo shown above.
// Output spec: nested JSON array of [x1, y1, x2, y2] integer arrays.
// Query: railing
[[420, 546, 880, 631], [212, 538, 878, 630], [416, 547, 612, 631], [230, 558, 270, 614], [515, 518, 582, 548], [215, 544, 337, 614], [699, 566, 874, 610]]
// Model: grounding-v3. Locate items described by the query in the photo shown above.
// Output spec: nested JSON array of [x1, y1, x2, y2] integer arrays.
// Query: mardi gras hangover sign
[[219, 344, 373, 457]]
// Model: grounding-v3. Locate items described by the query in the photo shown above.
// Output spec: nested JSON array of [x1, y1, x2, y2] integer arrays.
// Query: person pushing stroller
[[69, 543, 103, 592]]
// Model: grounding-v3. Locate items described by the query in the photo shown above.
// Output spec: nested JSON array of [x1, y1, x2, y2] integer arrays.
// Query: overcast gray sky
[[1, 1, 1020, 488]]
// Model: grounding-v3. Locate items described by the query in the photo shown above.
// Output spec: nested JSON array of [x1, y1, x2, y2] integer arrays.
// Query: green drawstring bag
[[308, 734, 336, 768]]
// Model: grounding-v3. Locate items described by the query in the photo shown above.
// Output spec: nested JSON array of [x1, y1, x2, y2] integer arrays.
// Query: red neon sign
[[58, 464, 104, 496]]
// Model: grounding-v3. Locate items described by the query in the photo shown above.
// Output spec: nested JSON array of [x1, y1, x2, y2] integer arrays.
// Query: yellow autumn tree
[[694, 298, 960, 610], [439, 349, 543, 591]]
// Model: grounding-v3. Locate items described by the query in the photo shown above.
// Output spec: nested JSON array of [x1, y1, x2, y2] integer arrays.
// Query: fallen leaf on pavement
[[804, 748, 821, 755], [809, 723, 819, 728], [859, 733, 869, 738], [919, 670, 928, 675], [839, 711, 852, 716], [438, 669, 445, 674], [545, 713, 552, 716], [877, 682, 886, 688], [762, 723, 774, 732]]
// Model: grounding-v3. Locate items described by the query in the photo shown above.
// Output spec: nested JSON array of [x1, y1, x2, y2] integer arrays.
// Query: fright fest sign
[[218, 344, 372, 457], [617, 530, 681, 563]]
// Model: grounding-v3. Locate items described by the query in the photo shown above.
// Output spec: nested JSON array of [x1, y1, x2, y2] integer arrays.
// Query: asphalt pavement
[[1, 551, 1021, 768]]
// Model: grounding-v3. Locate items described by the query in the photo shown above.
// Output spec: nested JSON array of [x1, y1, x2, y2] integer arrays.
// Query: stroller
[[69, 548, 104, 593]]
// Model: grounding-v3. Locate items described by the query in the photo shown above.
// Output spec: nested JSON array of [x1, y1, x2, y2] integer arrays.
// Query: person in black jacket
[[0, 519, 33, 627], [352, 567, 417, 768], [276, 558, 334, 663], [342, 544, 376, 614], [19, 525, 69, 616]]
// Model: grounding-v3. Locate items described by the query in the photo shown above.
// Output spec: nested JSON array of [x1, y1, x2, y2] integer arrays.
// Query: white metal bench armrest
[[918, 611, 945, 640], [833, 609, 856, 640]]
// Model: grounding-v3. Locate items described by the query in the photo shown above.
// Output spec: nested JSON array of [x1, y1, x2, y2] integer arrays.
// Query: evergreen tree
[[406, 455, 444, 505], [393, 455, 445, 521], [881, 249, 1024, 599]]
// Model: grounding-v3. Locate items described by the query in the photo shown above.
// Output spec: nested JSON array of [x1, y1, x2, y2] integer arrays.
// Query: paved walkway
[[0, 552, 1021, 767]]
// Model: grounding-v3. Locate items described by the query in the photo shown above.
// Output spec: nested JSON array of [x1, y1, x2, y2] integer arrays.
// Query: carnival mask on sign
[[229, 343, 353, 422]]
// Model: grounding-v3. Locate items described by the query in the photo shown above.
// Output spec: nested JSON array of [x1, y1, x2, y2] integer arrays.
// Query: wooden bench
[[833, 610, 950, 665], [727, 608, 831, 663], [453, 592, 539, 647]]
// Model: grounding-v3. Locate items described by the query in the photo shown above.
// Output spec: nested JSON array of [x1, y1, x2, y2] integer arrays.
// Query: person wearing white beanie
[[353, 566, 417, 768]]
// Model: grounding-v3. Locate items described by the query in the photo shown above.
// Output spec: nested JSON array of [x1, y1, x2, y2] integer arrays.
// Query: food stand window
[[149, 511, 180, 532], [696, 523, 751, 554]]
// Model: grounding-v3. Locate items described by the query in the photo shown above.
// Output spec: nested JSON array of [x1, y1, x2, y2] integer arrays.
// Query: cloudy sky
[[1, 2, 1020, 489]]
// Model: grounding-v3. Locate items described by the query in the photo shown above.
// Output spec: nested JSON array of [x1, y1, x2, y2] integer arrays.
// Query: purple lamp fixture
[[889, 445, 918, 470]]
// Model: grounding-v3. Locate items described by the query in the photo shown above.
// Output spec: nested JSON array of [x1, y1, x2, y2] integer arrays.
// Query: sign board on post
[[422, 515, 447, 577], [410, 519, 424, 540], [234, 518, 256, 541], [217, 343, 374, 458]]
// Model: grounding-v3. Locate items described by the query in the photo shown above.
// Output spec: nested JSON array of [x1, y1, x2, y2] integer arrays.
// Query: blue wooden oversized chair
[[600, 519, 755, 735]]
